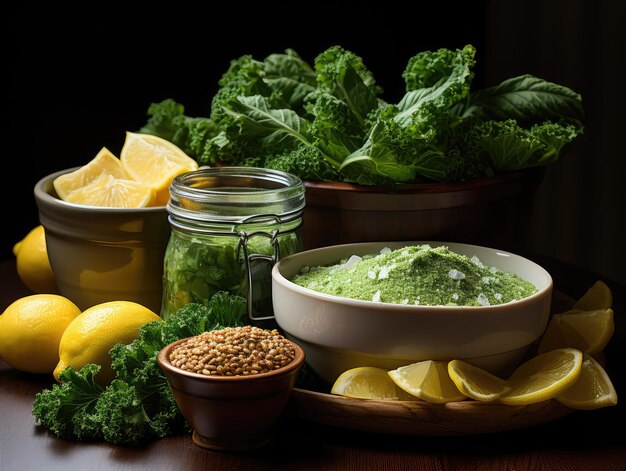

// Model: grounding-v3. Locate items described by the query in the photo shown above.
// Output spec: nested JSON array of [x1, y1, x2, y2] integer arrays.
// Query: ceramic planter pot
[[302, 168, 544, 252], [34, 168, 170, 312]]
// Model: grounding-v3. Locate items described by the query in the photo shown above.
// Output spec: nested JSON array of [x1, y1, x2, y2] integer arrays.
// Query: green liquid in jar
[[161, 167, 305, 320], [161, 226, 301, 319]]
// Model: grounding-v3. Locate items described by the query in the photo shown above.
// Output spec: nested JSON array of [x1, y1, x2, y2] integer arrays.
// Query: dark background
[[6, 1, 626, 285]]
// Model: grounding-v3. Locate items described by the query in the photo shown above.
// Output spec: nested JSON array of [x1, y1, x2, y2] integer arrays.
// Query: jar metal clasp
[[236, 216, 285, 322]]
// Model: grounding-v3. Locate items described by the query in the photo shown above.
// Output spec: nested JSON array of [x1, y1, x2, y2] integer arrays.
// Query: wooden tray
[[287, 388, 573, 436], [286, 289, 577, 436]]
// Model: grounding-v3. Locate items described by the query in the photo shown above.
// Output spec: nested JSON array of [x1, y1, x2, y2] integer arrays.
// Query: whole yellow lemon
[[13, 225, 58, 293], [0, 294, 81, 374], [54, 301, 161, 384]]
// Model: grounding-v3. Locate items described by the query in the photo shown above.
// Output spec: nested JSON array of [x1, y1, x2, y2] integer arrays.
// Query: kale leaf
[[340, 45, 476, 183], [460, 74, 585, 122], [462, 119, 584, 172]]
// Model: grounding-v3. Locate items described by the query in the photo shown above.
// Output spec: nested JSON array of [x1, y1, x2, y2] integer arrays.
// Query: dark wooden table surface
[[1, 257, 625, 471]]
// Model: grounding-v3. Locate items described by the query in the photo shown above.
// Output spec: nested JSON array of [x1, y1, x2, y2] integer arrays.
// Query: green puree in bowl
[[291, 245, 537, 306]]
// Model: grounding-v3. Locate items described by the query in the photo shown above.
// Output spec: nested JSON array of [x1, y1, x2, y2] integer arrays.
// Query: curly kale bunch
[[32, 293, 246, 446], [140, 45, 584, 185]]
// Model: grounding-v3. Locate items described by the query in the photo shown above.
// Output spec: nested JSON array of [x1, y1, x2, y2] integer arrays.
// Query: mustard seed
[[169, 325, 296, 376]]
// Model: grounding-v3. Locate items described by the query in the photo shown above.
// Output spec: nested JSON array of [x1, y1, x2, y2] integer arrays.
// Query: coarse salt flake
[[471, 256, 485, 268], [380, 247, 392, 254], [481, 276, 491, 284], [342, 255, 362, 270], [494, 293, 503, 301], [448, 269, 466, 280], [476, 293, 490, 306], [489, 266, 498, 274], [378, 266, 390, 279], [372, 290, 381, 302], [401, 299, 409, 305], [368, 270, 376, 280], [452, 293, 459, 300]]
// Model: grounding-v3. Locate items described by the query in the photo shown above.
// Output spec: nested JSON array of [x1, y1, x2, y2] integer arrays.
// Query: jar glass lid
[[167, 167, 305, 224]]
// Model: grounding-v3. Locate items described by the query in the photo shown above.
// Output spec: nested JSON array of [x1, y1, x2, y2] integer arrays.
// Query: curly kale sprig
[[32, 293, 246, 446], [32, 364, 104, 440]]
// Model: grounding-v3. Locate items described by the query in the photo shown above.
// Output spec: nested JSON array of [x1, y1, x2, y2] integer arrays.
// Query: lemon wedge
[[537, 308, 614, 356], [447, 359, 511, 402], [331, 367, 414, 400], [53, 147, 129, 200], [573, 280, 612, 310], [499, 348, 582, 405], [388, 360, 466, 404], [120, 132, 198, 205], [556, 354, 618, 410], [64, 173, 156, 208]]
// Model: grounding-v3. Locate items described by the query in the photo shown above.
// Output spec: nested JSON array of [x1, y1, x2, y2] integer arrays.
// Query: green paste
[[291, 245, 537, 306]]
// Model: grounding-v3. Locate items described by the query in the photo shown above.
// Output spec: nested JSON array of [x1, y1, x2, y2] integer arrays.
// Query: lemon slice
[[120, 132, 198, 205], [64, 173, 156, 208], [388, 360, 467, 404], [53, 147, 128, 200], [499, 348, 582, 405], [331, 367, 414, 400], [556, 354, 618, 410], [573, 280, 612, 310], [447, 360, 511, 402], [537, 308, 614, 356]]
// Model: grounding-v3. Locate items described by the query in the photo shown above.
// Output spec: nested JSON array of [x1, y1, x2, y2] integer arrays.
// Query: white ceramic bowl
[[34, 168, 171, 313], [272, 241, 553, 384]]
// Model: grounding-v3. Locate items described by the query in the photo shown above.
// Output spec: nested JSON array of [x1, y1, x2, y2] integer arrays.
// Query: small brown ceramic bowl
[[158, 336, 306, 451]]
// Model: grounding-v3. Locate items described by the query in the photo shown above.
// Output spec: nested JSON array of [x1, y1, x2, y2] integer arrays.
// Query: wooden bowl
[[302, 168, 544, 251]]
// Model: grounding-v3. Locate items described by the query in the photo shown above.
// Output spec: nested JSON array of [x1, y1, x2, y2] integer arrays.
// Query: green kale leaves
[[140, 44, 584, 185]]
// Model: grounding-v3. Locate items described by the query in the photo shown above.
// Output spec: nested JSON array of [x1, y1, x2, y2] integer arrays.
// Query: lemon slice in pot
[[53, 147, 129, 200], [120, 132, 198, 205], [64, 173, 155, 208]]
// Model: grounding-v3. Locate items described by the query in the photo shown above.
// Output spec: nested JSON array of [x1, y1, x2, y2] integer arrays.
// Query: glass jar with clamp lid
[[161, 167, 305, 320]]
